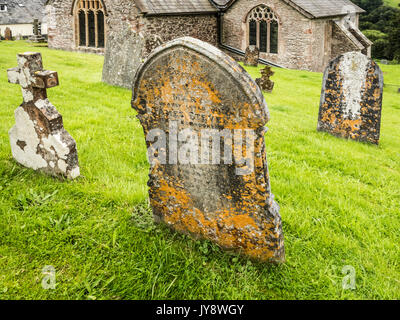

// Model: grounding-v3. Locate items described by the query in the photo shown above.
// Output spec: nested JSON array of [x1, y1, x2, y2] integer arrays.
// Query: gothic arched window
[[74, 0, 106, 49], [247, 5, 279, 54]]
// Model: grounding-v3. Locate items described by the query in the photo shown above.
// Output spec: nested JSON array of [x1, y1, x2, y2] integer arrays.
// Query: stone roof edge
[[333, 20, 365, 51], [219, 0, 365, 19]]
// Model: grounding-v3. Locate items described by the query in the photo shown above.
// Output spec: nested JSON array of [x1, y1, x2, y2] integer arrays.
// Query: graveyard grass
[[0, 41, 399, 300]]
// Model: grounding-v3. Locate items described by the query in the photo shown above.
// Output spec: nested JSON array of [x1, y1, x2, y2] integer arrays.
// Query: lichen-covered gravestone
[[256, 65, 275, 93], [318, 52, 383, 144], [243, 45, 259, 67], [132, 37, 284, 263], [7, 52, 80, 179]]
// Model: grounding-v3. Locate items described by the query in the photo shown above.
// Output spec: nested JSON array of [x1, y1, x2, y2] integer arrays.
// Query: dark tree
[[387, 10, 400, 60]]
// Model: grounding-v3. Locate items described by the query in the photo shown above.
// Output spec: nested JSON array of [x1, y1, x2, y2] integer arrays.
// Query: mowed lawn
[[0, 41, 399, 300]]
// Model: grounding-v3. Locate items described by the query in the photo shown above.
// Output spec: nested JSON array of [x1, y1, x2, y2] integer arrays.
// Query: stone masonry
[[46, 0, 371, 75], [102, 13, 218, 88], [46, 0, 217, 55]]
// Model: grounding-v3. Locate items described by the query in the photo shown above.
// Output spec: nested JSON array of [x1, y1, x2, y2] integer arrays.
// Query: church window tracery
[[247, 5, 279, 54], [73, 0, 106, 48]]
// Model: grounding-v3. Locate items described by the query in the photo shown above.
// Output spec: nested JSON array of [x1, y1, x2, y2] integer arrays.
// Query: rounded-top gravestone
[[318, 51, 384, 145], [132, 37, 285, 263]]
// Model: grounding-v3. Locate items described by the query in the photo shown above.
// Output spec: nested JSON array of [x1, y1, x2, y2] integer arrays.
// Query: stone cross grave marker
[[29, 19, 45, 43], [7, 52, 80, 179], [256, 65, 275, 93], [244, 45, 259, 67], [318, 51, 384, 145], [5, 27, 12, 40], [132, 37, 284, 263]]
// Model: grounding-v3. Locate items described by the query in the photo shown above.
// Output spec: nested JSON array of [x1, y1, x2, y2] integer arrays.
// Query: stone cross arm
[[7, 52, 58, 88], [8, 68, 59, 88], [7, 52, 59, 103]]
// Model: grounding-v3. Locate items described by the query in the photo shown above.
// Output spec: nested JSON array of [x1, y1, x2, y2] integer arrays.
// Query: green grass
[[0, 41, 399, 300]]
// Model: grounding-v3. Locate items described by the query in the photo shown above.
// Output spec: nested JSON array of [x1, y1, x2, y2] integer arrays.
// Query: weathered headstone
[[102, 22, 162, 89], [243, 45, 259, 67], [4, 27, 12, 40], [132, 37, 285, 263], [318, 51, 383, 145], [29, 19, 46, 43], [7, 52, 80, 179], [380, 59, 388, 65], [256, 65, 275, 93]]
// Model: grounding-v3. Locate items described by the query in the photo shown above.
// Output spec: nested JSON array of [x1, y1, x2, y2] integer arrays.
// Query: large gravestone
[[318, 52, 383, 144], [102, 22, 162, 89], [7, 52, 80, 179], [132, 37, 284, 263], [102, 23, 146, 88]]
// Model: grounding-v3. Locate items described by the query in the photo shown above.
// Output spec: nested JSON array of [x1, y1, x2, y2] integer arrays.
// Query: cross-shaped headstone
[[7, 52, 59, 104], [33, 19, 40, 36], [6, 52, 80, 179], [256, 65, 275, 93]]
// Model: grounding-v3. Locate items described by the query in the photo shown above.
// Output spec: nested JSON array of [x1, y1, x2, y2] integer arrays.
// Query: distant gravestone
[[243, 45, 259, 67], [102, 23, 147, 89], [4, 27, 12, 40], [318, 52, 383, 145], [29, 19, 46, 43], [256, 65, 275, 93], [380, 59, 388, 65], [132, 37, 285, 263], [7, 52, 80, 179]]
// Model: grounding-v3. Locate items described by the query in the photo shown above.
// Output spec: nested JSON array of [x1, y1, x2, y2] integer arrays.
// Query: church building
[[45, 0, 372, 87]]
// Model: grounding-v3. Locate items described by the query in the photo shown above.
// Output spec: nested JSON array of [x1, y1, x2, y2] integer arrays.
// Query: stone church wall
[[141, 15, 218, 54], [46, 0, 217, 55], [223, 0, 331, 72], [222, 0, 364, 73], [46, 0, 368, 75]]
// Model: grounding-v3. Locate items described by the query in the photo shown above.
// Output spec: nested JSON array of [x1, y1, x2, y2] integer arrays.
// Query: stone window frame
[[72, 0, 107, 49], [0, 4, 7, 12], [245, 5, 280, 54]]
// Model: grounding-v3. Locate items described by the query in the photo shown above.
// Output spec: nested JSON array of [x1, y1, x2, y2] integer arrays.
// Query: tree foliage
[[355, 0, 400, 60]]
